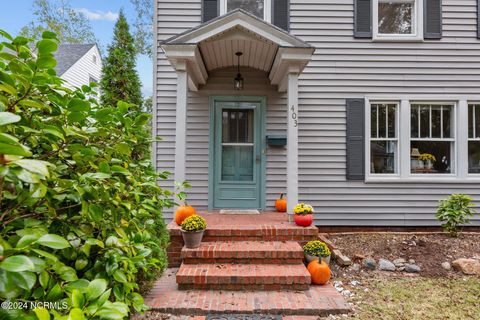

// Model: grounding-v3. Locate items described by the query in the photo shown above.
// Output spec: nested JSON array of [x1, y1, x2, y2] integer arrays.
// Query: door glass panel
[[221, 108, 254, 181]]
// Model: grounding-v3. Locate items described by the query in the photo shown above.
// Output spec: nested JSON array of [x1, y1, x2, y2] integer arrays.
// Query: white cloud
[[76, 8, 119, 22]]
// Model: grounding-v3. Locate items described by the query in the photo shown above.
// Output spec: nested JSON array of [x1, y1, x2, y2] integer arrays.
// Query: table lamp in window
[[411, 148, 422, 170]]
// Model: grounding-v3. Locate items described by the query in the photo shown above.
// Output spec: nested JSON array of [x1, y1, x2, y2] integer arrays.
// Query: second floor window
[[221, 0, 271, 21], [373, 0, 422, 40]]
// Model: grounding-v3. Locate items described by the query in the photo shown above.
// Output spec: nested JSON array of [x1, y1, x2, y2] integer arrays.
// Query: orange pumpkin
[[275, 193, 287, 212], [174, 205, 196, 225], [307, 260, 331, 285]]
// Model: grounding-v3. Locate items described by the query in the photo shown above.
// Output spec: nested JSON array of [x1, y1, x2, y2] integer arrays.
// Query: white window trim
[[467, 101, 480, 178], [220, 0, 272, 23], [365, 96, 480, 183], [372, 0, 424, 41]]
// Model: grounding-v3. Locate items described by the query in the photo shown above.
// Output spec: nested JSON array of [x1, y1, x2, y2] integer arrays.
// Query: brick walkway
[[145, 269, 350, 316]]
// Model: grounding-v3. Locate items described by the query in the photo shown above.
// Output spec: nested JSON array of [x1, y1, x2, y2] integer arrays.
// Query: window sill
[[372, 35, 424, 42], [365, 176, 480, 184]]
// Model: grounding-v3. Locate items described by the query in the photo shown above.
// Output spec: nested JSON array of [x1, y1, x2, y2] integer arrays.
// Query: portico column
[[287, 65, 300, 218], [174, 60, 188, 184]]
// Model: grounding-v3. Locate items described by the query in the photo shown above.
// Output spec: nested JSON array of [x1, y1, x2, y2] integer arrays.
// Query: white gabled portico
[[160, 9, 314, 215]]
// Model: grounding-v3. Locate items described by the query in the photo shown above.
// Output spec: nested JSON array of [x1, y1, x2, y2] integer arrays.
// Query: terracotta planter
[[305, 254, 331, 265], [181, 230, 204, 248], [294, 214, 313, 227]]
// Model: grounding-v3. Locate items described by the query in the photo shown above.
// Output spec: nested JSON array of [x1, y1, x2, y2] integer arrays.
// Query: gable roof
[[54, 44, 96, 76]]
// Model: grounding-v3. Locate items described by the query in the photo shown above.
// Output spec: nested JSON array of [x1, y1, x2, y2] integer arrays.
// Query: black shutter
[[272, 0, 289, 31], [478, 0, 480, 39], [354, 0, 372, 38], [346, 99, 365, 181], [202, 0, 219, 23], [424, 0, 442, 39]]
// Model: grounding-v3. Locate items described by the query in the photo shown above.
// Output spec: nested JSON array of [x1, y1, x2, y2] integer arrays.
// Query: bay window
[[370, 103, 398, 174], [410, 104, 454, 174], [468, 104, 480, 173]]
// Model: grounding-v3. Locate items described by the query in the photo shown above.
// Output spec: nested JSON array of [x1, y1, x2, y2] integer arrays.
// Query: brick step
[[181, 241, 304, 264], [176, 263, 311, 291]]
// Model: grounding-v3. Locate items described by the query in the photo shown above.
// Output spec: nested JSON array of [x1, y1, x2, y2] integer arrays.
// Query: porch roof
[[160, 9, 315, 92]]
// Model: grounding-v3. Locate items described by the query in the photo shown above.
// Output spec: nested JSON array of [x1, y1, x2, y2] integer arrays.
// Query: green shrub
[[0, 30, 172, 319], [436, 194, 476, 237], [302, 240, 331, 257], [181, 216, 207, 232]]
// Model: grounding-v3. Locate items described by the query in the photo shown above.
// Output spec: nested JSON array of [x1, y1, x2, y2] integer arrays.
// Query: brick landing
[[145, 269, 350, 316]]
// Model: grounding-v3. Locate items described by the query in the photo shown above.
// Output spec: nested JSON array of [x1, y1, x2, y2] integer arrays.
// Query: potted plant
[[293, 203, 314, 227], [180, 215, 207, 248], [419, 153, 436, 170], [303, 240, 331, 264]]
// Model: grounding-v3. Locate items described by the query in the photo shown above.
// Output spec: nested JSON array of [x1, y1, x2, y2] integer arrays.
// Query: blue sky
[[0, 0, 153, 97]]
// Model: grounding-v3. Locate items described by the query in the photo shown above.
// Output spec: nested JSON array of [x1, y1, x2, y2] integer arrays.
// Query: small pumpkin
[[275, 193, 287, 212], [174, 205, 196, 225], [307, 259, 331, 285], [294, 214, 313, 227]]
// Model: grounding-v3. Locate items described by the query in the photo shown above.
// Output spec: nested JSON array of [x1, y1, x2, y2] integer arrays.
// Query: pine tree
[[100, 10, 143, 108]]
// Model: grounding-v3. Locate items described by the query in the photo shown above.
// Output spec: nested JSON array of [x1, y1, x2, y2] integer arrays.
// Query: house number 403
[[290, 105, 298, 127]]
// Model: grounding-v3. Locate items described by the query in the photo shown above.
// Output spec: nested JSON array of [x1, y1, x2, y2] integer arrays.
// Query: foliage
[[419, 153, 436, 162], [0, 30, 172, 319], [435, 194, 476, 237], [303, 240, 331, 257], [181, 216, 207, 232], [19, 0, 97, 45], [293, 203, 314, 215], [100, 10, 143, 110], [130, 0, 153, 58]]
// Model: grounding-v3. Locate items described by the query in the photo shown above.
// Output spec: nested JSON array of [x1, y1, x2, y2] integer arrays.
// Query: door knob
[[255, 155, 261, 164]]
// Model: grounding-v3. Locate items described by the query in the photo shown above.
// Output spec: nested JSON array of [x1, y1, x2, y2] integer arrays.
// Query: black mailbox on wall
[[266, 135, 287, 147]]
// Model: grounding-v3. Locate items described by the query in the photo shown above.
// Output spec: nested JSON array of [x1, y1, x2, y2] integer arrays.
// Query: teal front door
[[210, 97, 265, 209]]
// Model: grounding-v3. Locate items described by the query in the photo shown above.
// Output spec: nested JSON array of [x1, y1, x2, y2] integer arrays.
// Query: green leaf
[[13, 159, 51, 177], [15, 271, 36, 290], [36, 56, 57, 69], [86, 279, 107, 301], [67, 111, 86, 123], [42, 128, 65, 141], [33, 307, 50, 320], [0, 29, 13, 41], [112, 270, 127, 283], [16, 234, 40, 248], [37, 234, 71, 249], [88, 205, 103, 222], [39, 271, 50, 288], [0, 112, 20, 126], [74, 258, 88, 271], [0, 255, 35, 272], [32, 249, 59, 262], [0, 132, 20, 144], [0, 142, 32, 156], [41, 31, 57, 40], [94, 302, 129, 320], [45, 283, 62, 301], [58, 266, 78, 282], [68, 98, 90, 112], [68, 308, 85, 320], [64, 279, 89, 293], [0, 83, 17, 95], [36, 39, 58, 55], [111, 165, 130, 175]]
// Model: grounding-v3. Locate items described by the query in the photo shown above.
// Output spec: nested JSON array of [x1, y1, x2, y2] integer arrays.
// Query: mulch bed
[[327, 232, 480, 277]]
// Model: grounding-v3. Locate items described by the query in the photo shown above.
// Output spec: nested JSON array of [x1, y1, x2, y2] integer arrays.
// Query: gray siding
[[156, 0, 480, 225]]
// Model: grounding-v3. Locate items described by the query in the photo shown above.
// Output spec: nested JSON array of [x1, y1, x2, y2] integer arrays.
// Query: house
[[54, 44, 102, 89], [155, 0, 480, 226]]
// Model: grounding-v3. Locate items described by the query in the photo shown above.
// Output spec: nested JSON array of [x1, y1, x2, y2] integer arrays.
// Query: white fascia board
[[161, 44, 208, 88], [269, 47, 314, 91]]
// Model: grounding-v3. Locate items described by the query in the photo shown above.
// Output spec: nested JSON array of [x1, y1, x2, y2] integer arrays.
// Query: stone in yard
[[351, 263, 360, 271], [408, 259, 416, 264], [379, 259, 396, 271], [393, 258, 406, 267], [452, 258, 480, 275], [405, 264, 421, 273], [363, 258, 376, 270], [336, 253, 352, 267], [354, 253, 366, 261], [441, 262, 451, 271]]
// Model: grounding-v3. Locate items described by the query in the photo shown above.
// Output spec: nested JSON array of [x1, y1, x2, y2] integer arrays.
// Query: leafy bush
[[303, 240, 330, 257], [0, 30, 172, 319], [180, 216, 206, 232], [436, 194, 476, 237]]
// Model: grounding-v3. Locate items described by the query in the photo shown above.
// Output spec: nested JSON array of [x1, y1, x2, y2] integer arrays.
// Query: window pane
[[419, 106, 430, 138], [378, 105, 386, 138], [468, 105, 474, 139], [411, 105, 419, 138], [475, 105, 480, 139], [468, 141, 480, 173], [378, 1, 413, 34], [371, 141, 397, 174], [442, 106, 452, 138], [371, 105, 378, 138], [388, 104, 396, 138], [222, 146, 254, 181], [237, 110, 253, 143], [227, 0, 264, 18], [431, 106, 442, 138], [410, 141, 452, 174]]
